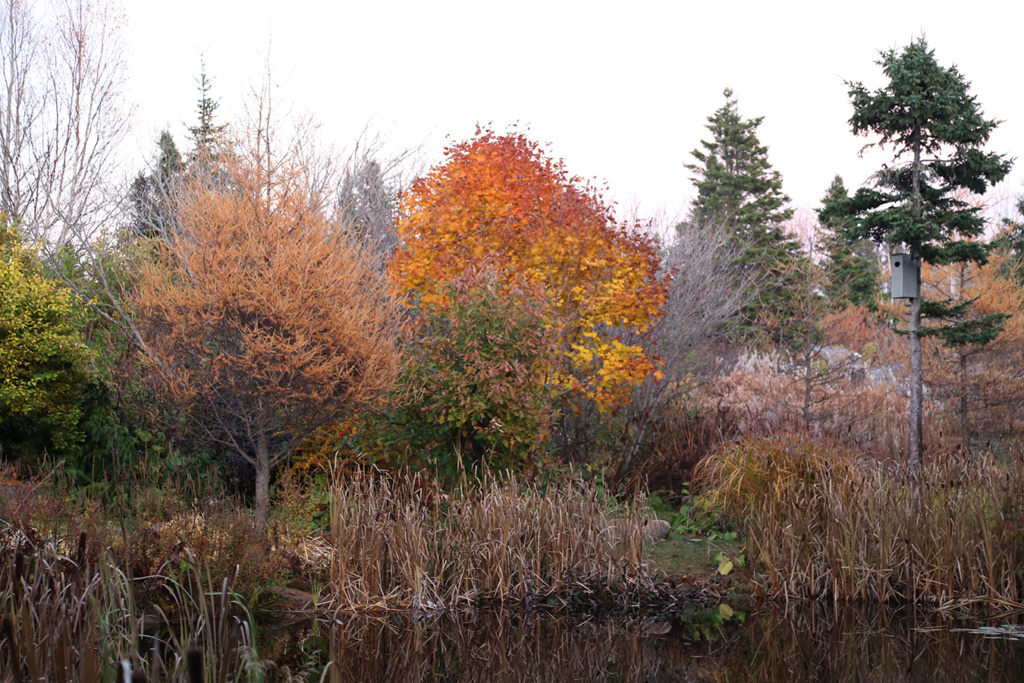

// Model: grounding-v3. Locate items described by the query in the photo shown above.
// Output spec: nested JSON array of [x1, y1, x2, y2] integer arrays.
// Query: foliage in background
[[0, 222, 93, 458], [391, 126, 666, 412], [921, 249, 1024, 450]]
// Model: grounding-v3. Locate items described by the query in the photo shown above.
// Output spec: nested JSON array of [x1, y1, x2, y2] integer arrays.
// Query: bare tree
[[0, 0, 132, 248], [334, 126, 423, 269], [613, 216, 751, 480]]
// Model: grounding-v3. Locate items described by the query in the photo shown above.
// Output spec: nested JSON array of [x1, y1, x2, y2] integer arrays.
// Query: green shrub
[[370, 270, 562, 478]]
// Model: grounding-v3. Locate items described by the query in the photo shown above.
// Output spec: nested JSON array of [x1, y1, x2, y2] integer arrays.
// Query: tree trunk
[[959, 350, 970, 454], [254, 430, 271, 527], [802, 354, 812, 430], [909, 296, 924, 474], [909, 130, 924, 477]]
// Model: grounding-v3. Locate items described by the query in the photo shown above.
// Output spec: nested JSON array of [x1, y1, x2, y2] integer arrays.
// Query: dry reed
[[329, 472, 649, 612], [0, 534, 287, 682], [698, 434, 1024, 605]]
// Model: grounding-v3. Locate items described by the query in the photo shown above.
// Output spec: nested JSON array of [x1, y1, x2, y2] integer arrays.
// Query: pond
[[254, 603, 1024, 681]]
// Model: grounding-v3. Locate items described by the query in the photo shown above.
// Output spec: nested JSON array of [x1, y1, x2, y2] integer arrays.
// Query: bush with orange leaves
[[129, 127, 401, 526], [390, 127, 665, 413]]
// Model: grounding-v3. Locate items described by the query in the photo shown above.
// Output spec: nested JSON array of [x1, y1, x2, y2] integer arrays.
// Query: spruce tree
[[188, 61, 228, 159], [128, 130, 183, 239], [686, 88, 796, 262], [823, 38, 1012, 471], [818, 175, 882, 311], [684, 87, 802, 345]]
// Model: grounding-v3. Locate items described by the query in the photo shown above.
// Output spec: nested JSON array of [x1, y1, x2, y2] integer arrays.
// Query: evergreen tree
[[128, 130, 183, 239], [686, 87, 797, 264], [684, 88, 802, 346], [822, 38, 1012, 471], [818, 175, 882, 311], [992, 196, 1024, 279], [188, 61, 228, 160]]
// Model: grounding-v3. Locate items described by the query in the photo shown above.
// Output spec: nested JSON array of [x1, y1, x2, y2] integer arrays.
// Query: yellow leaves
[[390, 128, 666, 411]]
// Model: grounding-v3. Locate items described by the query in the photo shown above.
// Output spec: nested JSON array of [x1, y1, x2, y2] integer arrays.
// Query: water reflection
[[259, 604, 1024, 682], [322, 610, 724, 682], [713, 604, 1024, 683]]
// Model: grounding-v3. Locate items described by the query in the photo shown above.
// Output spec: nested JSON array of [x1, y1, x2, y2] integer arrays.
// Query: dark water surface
[[257, 604, 1024, 682]]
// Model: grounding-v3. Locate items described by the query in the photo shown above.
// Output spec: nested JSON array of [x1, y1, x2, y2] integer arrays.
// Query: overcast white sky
[[120, 0, 1024, 225]]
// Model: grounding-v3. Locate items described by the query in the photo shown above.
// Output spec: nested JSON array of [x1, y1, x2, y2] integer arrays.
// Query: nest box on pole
[[890, 252, 920, 299]]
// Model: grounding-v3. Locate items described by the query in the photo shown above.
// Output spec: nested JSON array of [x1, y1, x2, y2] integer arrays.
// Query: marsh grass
[[0, 536, 286, 682], [698, 434, 1024, 605], [329, 472, 650, 612]]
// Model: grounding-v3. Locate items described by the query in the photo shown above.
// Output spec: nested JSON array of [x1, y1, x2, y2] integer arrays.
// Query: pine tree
[[818, 175, 882, 311], [823, 38, 1012, 471], [684, 88, 802, 346]]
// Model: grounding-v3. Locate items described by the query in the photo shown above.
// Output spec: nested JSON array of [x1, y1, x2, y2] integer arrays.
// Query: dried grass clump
[[330, 472, 649, 612], [694, 434, 861, 522], [699, 434, 1024, 605], [0, 540, 273, 681]]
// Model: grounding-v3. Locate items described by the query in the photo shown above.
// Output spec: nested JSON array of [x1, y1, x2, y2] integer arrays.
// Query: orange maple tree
[[390, 128, 666, 410]]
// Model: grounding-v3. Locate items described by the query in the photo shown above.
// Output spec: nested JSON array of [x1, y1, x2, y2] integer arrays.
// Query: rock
[[644, 519, 671, 542], [606, 518, 671, 542], [645, 619, 672, 635]]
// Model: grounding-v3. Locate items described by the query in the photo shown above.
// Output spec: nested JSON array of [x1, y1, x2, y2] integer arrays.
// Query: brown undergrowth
[[0, 539, 283, 682], [697, 434, 1024, 606], [329, 472, 655, 612]]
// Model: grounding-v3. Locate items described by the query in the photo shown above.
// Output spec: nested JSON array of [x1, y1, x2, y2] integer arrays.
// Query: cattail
[[14, 547, 24, 585], [186, 647, 204, 683], [76, 531, 88, 569], [1, 614, 24, 683]]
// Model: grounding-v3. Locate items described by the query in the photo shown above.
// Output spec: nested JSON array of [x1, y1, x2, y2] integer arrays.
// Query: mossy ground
[[646, 532, 754, 608]]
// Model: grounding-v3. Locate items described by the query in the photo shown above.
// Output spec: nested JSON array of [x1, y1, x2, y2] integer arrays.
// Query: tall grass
[[0, 534, 277, 681], [329, 472, 649, 612], [697, 434, 1024, 605]]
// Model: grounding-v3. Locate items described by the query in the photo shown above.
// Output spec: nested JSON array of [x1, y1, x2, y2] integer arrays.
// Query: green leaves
[[382, 270, 561, 478], [837, 38, 1012, 344], [0, 224, 93, 454]]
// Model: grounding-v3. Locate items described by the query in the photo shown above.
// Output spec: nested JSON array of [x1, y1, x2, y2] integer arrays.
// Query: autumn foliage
[[129, 135, 401, 524], [390, 128, 666, 410], [919, 249, 1024, 447]]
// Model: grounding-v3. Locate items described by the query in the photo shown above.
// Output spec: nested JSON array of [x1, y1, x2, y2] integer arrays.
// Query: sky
[[120, 0, 1024, 226]]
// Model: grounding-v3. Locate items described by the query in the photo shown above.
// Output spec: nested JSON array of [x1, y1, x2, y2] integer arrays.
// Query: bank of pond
[[4, 444, 1024, 680]]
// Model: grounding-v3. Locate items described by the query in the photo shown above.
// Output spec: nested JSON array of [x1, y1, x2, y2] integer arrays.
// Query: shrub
[[371, 270, 562, 479]]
